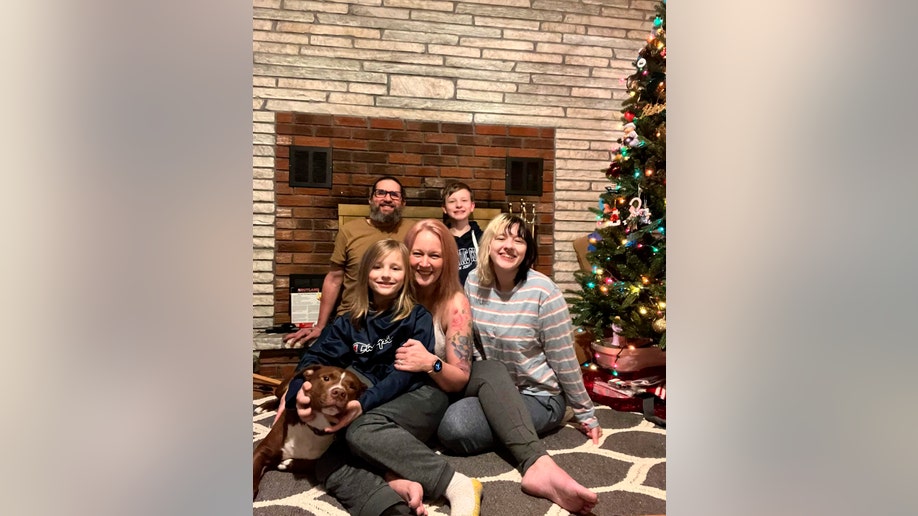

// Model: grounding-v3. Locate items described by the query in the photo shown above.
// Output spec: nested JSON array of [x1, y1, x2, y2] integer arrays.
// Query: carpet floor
[[253, 398, 665, 516]]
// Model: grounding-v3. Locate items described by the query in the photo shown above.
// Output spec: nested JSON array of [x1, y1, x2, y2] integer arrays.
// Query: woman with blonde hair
[[399, 218, 475, 391], [438, 213, 604, 515]]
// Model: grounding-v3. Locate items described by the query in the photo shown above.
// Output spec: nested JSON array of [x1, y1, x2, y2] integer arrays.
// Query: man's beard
[[369, 202, 402, 227]]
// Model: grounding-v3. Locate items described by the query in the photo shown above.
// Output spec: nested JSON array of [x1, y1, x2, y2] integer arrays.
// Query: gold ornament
[[641, 103, 666, 116], [652, 318, 666, 333]]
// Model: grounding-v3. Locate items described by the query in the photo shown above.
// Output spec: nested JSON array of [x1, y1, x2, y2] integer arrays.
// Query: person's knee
[[346, 413, 381, 448], [437, 420, 472, 454], [437, 413, 480, 455]]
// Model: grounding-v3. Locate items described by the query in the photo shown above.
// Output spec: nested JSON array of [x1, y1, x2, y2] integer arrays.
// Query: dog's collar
[[306, 424, 332, 436]]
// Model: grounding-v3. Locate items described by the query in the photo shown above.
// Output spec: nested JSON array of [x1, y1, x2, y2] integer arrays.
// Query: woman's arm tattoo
[[449, 307, 473, 374]]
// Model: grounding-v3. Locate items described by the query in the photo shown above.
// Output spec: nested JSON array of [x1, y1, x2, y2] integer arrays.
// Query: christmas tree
[[568, 1, 666, 350]]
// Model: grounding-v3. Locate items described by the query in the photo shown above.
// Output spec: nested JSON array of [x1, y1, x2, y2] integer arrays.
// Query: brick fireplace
[[271, 113, 557, 325]]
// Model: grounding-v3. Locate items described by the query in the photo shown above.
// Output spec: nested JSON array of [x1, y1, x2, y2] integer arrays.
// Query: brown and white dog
[[253, 364, 366, 498]]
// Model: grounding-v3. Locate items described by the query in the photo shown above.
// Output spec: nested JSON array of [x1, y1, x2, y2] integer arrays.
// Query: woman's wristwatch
[[428, 359, 443, 374]]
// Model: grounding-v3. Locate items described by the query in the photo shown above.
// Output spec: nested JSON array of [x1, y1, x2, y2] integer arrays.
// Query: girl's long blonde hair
[[476, 213, 538, 288], [404, 219, 463, 326], [349, 239, 417, 328]]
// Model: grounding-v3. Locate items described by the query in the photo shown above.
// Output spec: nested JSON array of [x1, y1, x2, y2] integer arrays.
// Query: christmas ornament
[[636, 57, 646, 69], [625, 197, 652, 228], [624, 112, 635, 122], [642, 103, 666, 117], [599, 209, 621, 228], [625, 132, 640, 148], [652, 318, 666, 333], [605, 162, 622, 178]]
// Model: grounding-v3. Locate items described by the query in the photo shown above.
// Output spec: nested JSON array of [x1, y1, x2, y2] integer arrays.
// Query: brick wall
[[272, 113, 556, 323], [253, 0, 656, 329]]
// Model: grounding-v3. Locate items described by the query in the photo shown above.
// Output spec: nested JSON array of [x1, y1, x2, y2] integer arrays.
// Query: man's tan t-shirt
[[331, 218, 412, 316]]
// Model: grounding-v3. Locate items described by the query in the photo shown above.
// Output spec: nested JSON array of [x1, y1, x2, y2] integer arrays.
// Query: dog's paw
[[277, 459, 292, 471]]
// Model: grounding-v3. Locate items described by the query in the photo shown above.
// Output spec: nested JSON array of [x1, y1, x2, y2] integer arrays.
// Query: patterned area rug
[[253, 398, 665, 516]]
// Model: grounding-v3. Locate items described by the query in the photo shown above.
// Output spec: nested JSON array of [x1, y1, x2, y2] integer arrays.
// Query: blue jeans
[[437, 360, 566, 473]]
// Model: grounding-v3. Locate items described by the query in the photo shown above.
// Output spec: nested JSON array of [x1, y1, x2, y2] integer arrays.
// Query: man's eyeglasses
[[373, 189, 402, 200]]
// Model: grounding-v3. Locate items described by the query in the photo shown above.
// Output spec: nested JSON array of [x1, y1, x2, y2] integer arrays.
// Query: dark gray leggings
[[346, 384, 456, 500], [437, 359, 566, 473], [318, 384, 451, 516]]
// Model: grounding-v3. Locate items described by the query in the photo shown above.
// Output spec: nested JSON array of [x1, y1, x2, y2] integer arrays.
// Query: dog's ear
[[300, 366, 319, 380]]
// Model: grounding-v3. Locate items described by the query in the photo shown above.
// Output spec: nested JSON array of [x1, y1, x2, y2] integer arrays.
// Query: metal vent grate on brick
[[289, 146, 331, 188], [505, 157, 543, 196]]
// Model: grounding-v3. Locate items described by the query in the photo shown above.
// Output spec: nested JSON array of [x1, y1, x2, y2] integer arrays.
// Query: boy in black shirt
[[442, 182, 484, 286]]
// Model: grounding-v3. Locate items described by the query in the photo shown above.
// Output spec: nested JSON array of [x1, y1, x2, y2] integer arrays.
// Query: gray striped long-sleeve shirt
[[464, 268, 598, 429]]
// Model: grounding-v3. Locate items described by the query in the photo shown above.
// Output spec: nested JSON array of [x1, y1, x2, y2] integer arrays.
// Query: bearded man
[[284, 176, 411, 347]]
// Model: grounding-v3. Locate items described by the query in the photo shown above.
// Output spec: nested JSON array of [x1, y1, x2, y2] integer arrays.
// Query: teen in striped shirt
[[439, 213, 602, 515]]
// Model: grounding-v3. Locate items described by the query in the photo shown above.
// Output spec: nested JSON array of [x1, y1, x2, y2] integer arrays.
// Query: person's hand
[[395, 339, 435, 373], [294, 380, 316, 423], [283, 325, 323, 348], [273, 387, 288, 424], [580, 422, 602, 445], [323, 400, 363, 434]]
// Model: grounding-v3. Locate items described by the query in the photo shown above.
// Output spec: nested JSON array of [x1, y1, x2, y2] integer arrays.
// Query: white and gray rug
[[253, 398, 665, 516]]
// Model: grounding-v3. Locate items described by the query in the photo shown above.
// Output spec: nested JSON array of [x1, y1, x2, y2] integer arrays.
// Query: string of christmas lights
[[568, 0, 667, 354]]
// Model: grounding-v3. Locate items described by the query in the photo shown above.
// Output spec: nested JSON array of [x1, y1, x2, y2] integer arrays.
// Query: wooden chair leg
[[253, 373, 282, 387]]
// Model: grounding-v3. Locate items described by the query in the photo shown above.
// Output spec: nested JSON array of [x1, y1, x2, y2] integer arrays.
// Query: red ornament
[[624, 112, 635, 122]]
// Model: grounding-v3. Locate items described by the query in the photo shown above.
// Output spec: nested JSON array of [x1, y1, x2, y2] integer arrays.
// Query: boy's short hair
[[441, 181, 475, 205]]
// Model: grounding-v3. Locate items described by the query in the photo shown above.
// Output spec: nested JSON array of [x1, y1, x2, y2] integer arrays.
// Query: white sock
[[444, 472, 482, 516]]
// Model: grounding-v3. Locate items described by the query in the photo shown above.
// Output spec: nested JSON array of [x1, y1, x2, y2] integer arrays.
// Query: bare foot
[[521, 455, 598, 515], [386, 475, 427, 516]]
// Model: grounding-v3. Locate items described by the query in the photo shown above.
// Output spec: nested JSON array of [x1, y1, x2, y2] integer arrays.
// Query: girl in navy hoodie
[[282, 238, 441, 516], [284, 238, 435, 428]]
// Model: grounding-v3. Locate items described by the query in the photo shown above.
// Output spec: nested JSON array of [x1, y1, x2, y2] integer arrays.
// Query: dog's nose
[[329, 386, 346, 400]]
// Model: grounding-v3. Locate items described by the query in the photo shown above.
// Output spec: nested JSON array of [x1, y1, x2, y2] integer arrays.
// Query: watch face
[[433, 359, 443, 373]]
